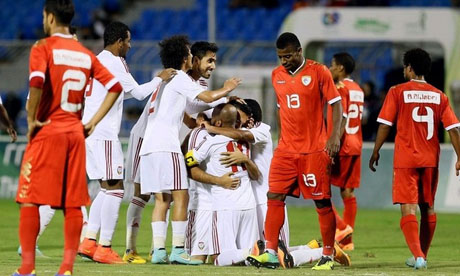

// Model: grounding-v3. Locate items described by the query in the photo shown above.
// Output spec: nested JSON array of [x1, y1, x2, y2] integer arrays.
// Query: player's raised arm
[[195, 77, 241, 103], [204, 121, 255, 143]]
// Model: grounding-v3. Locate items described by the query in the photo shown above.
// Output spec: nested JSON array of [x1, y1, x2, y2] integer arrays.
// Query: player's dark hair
[[191, 41, 218, 60], [276, 32, 301, 50], [333, 52, 355, 75], [44, 0, 74, 26], [159, 35, 191, 70], [403, 48, 431, 76], [229, 100, 252, 118], [244, 99, 262, 122], [103, 21, 130, 48], [69, 25, 76, 35]]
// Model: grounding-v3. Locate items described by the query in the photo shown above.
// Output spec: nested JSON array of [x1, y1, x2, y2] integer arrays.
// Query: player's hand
[[223, 78, 242, 92], [83, 122, 96, 138], [202, 120, 213, 131], [157, 68, 177, 81], [325, 135, 340, 159], [27, 119, 50, 141], [455, 159, 460, 176], [369, 151, 380, 172], [220, 148, 247, 166], [7, 126, 17, 142], [218, 172, 240, 189], [227, 96, 246, 104]]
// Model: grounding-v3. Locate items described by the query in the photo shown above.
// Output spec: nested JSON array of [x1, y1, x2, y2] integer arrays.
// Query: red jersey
[[378, 80, 460, 168], [29, 33, 121, 139], [340, 78, 364, 155], [272, 59, 341, 154]]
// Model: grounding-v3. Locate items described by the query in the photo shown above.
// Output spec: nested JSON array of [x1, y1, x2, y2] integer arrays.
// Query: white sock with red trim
[[291, 248, 323, 267], [99, 189, 124, 246], [126, 196, 147, 251], [86, 189, 106, 240]]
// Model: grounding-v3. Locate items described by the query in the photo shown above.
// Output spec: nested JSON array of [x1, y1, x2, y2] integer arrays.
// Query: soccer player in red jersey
[[13, 1, 123, 275], [328, 53, 364, 250], [369, 48, 460, 270], [246, 32, 343, 270]]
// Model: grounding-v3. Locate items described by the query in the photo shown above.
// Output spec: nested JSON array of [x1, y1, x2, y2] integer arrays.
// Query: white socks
[[291, 248, 323, 267], [86, 189, 106, 240], [126, 196, 147, 251], [99, 189, 124, 246], [152, 221, 167, 249], [38, 205, 56, 238], [215, 248, 251, 266], [172, 221, 187, 247], [80, 206, 88, 242], [288, 245, 310, 251]]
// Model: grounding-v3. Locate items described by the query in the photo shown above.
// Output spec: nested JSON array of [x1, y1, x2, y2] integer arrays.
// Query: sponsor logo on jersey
[[277, 80, 286, 84], [302, 75, 312, 86], [117, 166, 123, 175]]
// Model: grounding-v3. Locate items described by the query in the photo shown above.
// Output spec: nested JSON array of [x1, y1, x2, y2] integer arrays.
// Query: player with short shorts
[[370, 48, 460, 269], [14, 1, 122, 274], [246, 32, 343, 271], [328, 52, 365, 250], [139, 35, 240, 265]]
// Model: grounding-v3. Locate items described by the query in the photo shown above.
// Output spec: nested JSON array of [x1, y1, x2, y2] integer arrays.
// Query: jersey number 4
[[412, 106, 434, 140], [62, 69, 86, 112]]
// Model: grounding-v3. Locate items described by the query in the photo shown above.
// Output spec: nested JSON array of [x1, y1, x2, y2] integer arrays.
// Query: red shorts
[[392, 167, 439, 207], [16, 131, 90, 208], [331, 155, 361, 189], [269, 150, 331, 200]]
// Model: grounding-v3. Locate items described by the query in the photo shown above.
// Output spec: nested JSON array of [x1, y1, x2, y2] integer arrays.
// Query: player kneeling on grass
[[185, 104, 260, 266], [370, 48, 460, 270]]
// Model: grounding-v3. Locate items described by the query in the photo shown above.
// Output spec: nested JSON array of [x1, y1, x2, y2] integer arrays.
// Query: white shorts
[[186, 209, 212, 256], [256, 203, 290, 246], [125, 133, 143, 185], [139, 151, 188, 194], [211, 208, 258, 255], [86, 139, 123, 181]]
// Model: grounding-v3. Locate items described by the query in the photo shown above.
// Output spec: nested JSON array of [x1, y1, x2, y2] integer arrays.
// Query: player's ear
[[192, 56, 200, 65]]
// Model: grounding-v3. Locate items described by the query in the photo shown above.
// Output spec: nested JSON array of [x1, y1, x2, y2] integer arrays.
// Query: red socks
[[58, 207, 83, 275], [264, 199, 285, 251], [420, 213, 436, 258], [400, 214, 424, 258], [343, 196, 357, 228], [316, 206, 336, 256], [332, 204, 347, 230], [18, 205, 40, 274]]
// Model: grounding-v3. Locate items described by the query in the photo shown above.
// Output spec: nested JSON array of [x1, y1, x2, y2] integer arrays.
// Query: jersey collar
[[410, 79, 427, 83], [52, 33, 74, 39], [343, 78, 354, 82], [289, 58, 306, 75]]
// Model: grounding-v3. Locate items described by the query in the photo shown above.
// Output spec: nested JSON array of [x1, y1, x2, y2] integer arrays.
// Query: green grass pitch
[[1, 199, 459, 275]]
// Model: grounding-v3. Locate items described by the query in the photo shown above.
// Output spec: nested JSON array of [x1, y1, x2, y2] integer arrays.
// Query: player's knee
[[341, 189, 354, 199], [314, 199, 332, 209], [105, 179, 124, 189], [267, 192, 286, 201], [139, 194, 151, 202]]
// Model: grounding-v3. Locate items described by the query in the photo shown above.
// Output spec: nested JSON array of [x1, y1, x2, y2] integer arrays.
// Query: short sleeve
[[91, 54, 121, 93], [177, 77, 205, 101], [318, 65, 341, 105], [337, 85, 349, 118], [441, 94, 460, 130], [249, 124, 271, 145], [29, 41, 48, 89], [377, 87, 398, 126], [192, 137, 213, 163]]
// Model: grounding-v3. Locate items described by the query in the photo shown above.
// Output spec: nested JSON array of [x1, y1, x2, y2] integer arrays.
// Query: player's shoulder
[[272, 65, 286, 76], [253, 122, 271, 132], [32, 38, 48, 48], [306, 59, 327, 71]]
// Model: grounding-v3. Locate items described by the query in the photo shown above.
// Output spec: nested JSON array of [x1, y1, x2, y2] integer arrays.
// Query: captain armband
[[185, 150, 198, 168]]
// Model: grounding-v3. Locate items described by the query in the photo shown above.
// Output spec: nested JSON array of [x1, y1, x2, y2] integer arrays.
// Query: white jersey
[[82, 50, 161, 140], [140, 70, 205, 155], [249, 122, 273, 205], [192, 134, 256, 211], [130, 101, 150, 138]]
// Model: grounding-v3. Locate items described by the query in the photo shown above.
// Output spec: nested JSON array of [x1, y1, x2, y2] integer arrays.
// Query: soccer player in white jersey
[[139, 35, 241, 265], [77, 21, 176, 264], [185, 104, 260, 266], [123, 41, 228, 263]]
